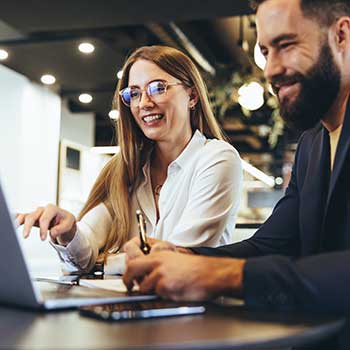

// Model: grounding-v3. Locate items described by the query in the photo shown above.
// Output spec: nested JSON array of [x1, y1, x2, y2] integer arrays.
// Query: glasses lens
[[120, 87, 141, 106], [147, 81, 166, 97], [120, 88, 132, 106]]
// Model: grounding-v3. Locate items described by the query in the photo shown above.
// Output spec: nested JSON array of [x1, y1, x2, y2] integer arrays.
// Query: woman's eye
[[130, 89, 140, 98], [149, 82, 166, 95]]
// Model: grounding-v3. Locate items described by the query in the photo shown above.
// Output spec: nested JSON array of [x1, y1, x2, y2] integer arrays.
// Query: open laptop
[[0, 182, 156, 310]]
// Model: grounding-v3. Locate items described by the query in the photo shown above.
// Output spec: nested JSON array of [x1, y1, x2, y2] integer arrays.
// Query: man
[[123, 0, 350, 348]]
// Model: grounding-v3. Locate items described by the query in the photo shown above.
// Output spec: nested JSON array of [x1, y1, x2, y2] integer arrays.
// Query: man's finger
[[151, 241, 176, 253], [123, 256, 160, 290], [124, 239, 143, 260], [138, 268, 162, 293]]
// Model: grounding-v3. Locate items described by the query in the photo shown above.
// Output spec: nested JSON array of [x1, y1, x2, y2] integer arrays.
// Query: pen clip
[[136, 210, 151, 255]]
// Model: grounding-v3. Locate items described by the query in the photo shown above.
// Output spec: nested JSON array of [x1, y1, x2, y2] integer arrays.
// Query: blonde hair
[[79, 45, 226, 261]]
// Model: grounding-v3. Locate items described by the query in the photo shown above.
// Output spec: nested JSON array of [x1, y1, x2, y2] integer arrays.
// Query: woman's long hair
[[78, 45, 226, 260]]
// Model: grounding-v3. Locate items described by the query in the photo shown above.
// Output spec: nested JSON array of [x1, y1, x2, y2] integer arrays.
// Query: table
[[0, 302, 345, 349]]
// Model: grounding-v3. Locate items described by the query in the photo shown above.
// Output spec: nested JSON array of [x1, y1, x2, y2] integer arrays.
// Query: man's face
[[256, 0, 341, 130]]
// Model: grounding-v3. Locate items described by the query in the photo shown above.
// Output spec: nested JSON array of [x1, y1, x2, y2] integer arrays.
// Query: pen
[[136, 209, 151, 255]]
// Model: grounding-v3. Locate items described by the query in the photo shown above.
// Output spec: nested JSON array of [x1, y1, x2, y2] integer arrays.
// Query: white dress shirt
[[52, 130, 243, 274]]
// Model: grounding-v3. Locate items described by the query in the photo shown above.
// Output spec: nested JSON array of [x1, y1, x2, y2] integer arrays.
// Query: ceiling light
[[78, 42, 95, 54], [238, 82, 264, 111], [0, 49, 9, 60], [108, 109, 120, 120], [41, 74, 56, 85], [117, 70, 123, 79], [79, 93, 93, 104], [254, 42, 266, 70]]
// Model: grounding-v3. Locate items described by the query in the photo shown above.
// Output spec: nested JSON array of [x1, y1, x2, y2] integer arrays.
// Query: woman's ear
[[189, 88, 199, 109]]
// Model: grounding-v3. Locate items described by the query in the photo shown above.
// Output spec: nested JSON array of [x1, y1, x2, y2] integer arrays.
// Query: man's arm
[[123, 249, 350, 313], [243, 251, 350, 313]]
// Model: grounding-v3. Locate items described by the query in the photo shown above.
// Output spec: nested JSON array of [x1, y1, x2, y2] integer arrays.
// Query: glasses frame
[[119, 80, 184, 107]]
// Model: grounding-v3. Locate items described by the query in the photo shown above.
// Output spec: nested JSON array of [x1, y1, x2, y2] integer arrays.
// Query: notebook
[[0, 181, 156, 310]]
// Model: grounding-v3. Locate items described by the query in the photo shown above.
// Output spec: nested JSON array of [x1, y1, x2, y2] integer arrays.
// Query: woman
[[18, 45, 243, 274]]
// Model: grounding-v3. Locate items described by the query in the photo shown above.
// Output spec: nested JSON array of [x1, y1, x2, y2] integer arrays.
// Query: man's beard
[[271, 41, 341, 131]]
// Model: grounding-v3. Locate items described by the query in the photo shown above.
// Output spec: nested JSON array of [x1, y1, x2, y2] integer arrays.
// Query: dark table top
[[0, 301, 345, 349]]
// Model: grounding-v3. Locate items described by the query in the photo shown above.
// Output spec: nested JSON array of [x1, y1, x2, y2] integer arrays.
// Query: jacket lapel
[[319, 97, 350, 251], [326, 98, 350, 209], [300, 127, 330, 253]]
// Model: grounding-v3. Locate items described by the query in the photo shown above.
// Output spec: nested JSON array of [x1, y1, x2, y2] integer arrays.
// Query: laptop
[[0, 182, 156, 310]]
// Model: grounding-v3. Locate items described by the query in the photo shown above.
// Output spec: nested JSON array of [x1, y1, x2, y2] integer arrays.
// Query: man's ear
[[333, 16, 350, 53]]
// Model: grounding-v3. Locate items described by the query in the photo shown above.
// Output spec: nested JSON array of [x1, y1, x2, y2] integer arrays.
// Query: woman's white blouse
[[52, 130, 243, 274]]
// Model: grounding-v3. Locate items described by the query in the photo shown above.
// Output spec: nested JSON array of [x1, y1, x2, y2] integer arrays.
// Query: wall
[[0, 64, 61, 212], [0, 64, 62, 275], [60, 100, 95, 148]]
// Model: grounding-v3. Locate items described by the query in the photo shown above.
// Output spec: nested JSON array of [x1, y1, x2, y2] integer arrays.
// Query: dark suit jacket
[[193, 101, 350, 349]]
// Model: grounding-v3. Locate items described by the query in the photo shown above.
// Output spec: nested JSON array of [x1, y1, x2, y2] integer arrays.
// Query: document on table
[[79, 278, 139, 292]]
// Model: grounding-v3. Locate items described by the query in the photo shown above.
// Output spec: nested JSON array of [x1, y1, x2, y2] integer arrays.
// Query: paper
[[79, 278, 139, 293]]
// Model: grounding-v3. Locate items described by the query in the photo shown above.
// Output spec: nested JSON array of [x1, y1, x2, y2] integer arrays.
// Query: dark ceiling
[[0, 0, 296, 171]]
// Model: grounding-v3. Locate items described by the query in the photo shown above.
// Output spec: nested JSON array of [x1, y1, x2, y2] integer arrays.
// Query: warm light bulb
[[109, 109, 120, 120], [238, 82, 265, 111], [117, 70, 123, 79], [254, 42, 266, 70], [78, 42, 95, 54], [275, 177, 284, 186], [41, 74, 56, 85], [0, 49, 9, 60], [79, 93, 93, 104]]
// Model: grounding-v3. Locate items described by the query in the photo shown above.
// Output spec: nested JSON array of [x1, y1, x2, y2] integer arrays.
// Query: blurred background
[[0, 0, 301, 255]]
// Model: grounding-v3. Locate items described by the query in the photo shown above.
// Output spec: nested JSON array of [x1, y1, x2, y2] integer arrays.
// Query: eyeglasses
[[119, 80, 183, 107]]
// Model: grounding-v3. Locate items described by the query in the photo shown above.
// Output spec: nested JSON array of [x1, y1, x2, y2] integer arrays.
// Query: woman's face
[[127, 59, 193, 145]]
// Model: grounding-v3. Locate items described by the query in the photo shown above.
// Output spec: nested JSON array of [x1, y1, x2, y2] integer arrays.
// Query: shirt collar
[[140, 129, 207, 184], [171, 130, 207, 169]]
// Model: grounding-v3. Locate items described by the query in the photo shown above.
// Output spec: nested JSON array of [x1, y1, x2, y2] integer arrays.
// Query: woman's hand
[[16, 204, 77, 246]]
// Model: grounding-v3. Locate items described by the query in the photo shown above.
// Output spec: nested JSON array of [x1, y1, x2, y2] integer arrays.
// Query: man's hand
[[123, 237, 192, 260], [123, 251, 246, 301]]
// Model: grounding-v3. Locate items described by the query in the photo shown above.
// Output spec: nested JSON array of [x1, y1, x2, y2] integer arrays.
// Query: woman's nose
[[138, 90, 154, 109]]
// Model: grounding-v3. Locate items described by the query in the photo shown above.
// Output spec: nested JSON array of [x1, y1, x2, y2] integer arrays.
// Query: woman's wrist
[[56, 223, 77, 247]]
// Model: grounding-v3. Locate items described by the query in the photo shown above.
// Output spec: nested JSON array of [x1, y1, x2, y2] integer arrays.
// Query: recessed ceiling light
[[78, 42, 95, 54], [0, 49, 9, 60], [41, 74, 56, 85], [109, 109, 120, 120], [79, 93, 93, 104], [117, 70, 123, 79]]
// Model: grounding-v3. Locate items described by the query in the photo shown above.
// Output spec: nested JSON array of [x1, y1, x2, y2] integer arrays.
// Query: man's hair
[[250, 0, 350, 27]]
